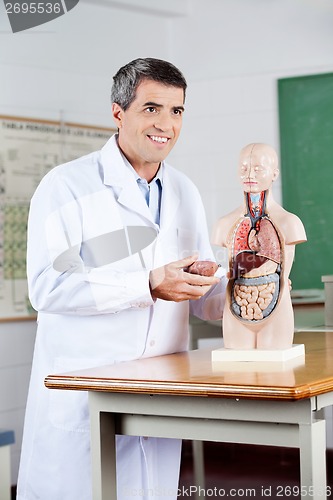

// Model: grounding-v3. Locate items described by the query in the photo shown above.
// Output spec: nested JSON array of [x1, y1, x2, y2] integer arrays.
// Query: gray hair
[[111, 58, 187, 110]]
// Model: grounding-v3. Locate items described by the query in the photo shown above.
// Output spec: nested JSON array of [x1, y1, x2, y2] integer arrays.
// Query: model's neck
[[245, 190, 265, 218]]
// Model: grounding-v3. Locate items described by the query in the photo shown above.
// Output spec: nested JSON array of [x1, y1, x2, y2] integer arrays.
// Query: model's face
[[238, 145, 279, 193], [112, 79, 184, 177]]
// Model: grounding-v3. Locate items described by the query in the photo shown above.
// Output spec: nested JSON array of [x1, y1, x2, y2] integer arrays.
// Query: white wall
[[1, 0, 333, 485], [0, 321, 36, 485], [166, 0, 333, 238], [0, 0, 174, 124]]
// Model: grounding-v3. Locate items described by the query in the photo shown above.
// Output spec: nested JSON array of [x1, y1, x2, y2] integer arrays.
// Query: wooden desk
[[45, 331, 333, 500]]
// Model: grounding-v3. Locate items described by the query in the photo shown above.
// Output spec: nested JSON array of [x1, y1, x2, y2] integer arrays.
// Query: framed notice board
[[0, 115, 115, 321], [278, 72, 333, 290]]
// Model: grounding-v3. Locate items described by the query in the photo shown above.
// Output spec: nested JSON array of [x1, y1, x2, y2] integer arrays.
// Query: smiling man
[[17, 58, 227, 500], [113, 78, 184, 181]]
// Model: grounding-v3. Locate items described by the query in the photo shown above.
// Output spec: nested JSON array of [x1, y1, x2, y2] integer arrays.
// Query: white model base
[[212, 343, 305, 363]]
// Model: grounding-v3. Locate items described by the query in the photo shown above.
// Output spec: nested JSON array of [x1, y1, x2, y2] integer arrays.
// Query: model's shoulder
[[270, 206, 307, 244], [211, 206, 244, 246], [282, 211, 307, 244], [214, 206, 244, 227]]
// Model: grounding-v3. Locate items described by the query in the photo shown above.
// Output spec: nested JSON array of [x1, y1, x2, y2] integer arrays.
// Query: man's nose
[[154, 113, 172, 131]]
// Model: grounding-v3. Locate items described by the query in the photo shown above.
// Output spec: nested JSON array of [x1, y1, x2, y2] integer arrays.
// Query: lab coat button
[[149, 340, 155, 347]]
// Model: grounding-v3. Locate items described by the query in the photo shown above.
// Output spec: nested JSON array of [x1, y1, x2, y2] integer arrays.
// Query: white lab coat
[[17, 135, 226, 500]]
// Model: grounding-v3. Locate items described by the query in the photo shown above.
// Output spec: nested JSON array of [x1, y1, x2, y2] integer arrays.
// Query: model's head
[[238, 143, 279, 193], [111, 58, 187, 110]]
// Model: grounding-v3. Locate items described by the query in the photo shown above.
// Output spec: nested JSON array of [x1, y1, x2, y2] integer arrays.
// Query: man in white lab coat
[[17, 58, 227, 500]]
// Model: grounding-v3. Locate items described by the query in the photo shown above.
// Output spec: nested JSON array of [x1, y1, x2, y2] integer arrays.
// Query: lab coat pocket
[[177, 228, 199, 259], [48, 357, 111, 433]]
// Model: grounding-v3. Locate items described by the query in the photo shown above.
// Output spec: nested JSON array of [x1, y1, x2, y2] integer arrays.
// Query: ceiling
[[79, 0, 189, 17]]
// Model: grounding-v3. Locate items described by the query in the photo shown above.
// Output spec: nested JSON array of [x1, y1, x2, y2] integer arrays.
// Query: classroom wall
[[1, 0, 333, 484], [166, 0, 333, 235]]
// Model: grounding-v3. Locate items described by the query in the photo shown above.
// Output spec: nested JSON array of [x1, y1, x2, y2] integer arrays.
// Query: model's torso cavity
[[229, 192, 282, 321]]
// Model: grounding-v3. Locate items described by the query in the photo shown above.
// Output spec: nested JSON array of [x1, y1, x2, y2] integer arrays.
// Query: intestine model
[[212, 143, 306, 350]]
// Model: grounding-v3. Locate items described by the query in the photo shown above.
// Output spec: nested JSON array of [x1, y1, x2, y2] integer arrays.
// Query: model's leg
[[223, 310, 256, 349]]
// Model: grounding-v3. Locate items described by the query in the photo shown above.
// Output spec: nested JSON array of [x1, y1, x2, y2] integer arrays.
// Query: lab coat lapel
[[159, 165, 180, 231], [117, 181, 153, 224], [101, 135, 154, 225]]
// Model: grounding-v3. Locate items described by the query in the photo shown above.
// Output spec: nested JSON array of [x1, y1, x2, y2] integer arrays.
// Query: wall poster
[[0, 115, 115, 321]]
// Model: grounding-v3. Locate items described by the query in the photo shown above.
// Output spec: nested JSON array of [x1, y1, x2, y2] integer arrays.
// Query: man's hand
[[149, 255, 219, 302]]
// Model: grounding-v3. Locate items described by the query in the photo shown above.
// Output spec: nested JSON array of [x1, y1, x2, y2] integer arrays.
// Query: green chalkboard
[[278, 73, 333, 290]]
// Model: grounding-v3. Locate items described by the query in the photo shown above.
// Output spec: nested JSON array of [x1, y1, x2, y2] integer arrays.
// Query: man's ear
[[112, 103, 124, 129]]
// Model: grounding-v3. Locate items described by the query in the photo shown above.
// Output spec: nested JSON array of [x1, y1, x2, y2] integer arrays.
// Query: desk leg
[[192, 440, 205, 500], [299, 419, 327, 500], [90, 403, 117, 500]]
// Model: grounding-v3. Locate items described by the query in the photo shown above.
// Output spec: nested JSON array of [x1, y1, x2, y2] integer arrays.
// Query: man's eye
[[146, 107, 156, 113], [173, 109, 183, 115]]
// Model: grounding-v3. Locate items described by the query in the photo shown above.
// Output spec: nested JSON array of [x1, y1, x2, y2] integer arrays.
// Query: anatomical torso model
[[212, 143, 306, 350]]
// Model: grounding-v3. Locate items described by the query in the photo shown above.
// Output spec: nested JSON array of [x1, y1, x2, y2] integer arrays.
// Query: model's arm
[[279, 211, 307, 245]]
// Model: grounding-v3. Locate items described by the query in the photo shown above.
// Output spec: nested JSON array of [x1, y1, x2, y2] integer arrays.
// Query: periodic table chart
[[0, 115, 115, 320]]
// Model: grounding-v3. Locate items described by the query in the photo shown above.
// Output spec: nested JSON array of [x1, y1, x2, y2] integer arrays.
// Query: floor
[[11, 441, 332, 499], [179, 441, 332, 500]]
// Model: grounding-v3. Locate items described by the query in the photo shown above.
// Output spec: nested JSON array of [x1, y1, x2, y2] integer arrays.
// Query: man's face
[[112, 79, 184, 175], [238, 144, 279, 193]]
